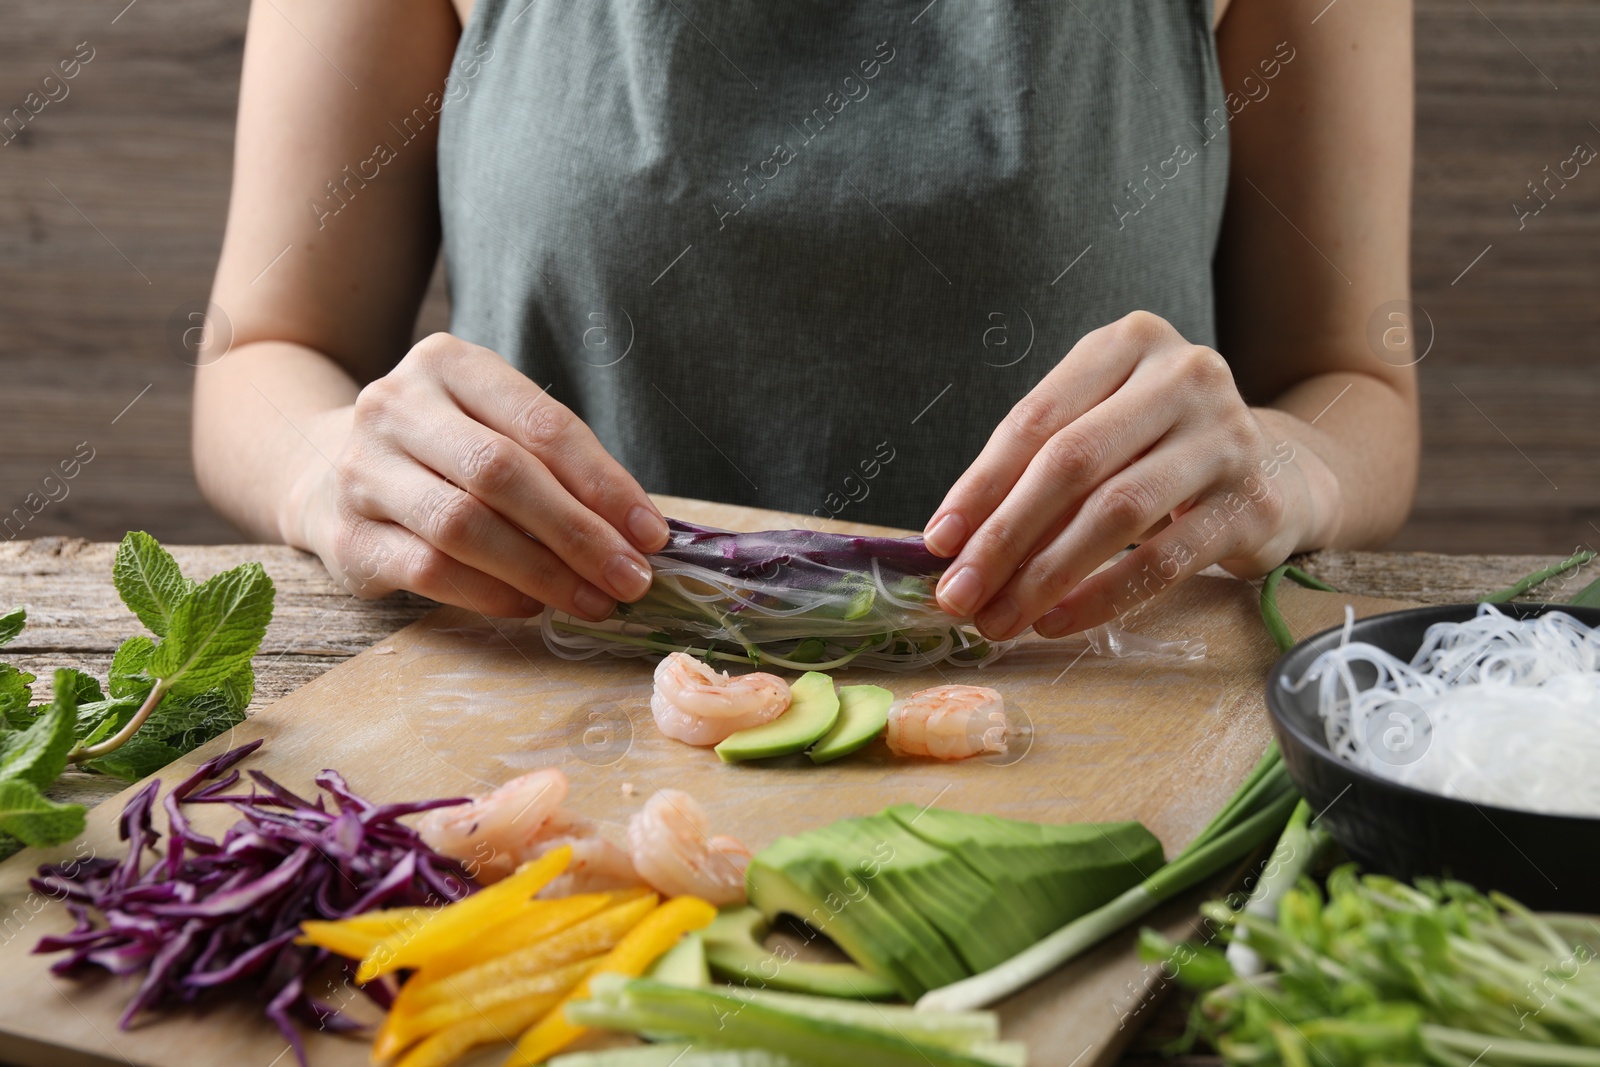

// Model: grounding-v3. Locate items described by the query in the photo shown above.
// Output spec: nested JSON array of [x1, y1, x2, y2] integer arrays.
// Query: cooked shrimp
[[521, 809, 643, 897], [418, 768, 570, 880], [650, 652, 791, 746], [626, 789, 749, 905], [886, 684, 1009, 760]]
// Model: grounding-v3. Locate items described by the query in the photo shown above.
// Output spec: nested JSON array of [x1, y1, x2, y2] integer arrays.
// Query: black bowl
[[1265, 601, 1600, 912]]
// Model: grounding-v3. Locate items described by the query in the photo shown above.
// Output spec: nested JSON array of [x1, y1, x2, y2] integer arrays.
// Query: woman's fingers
[[429, 335, 670, 554], [394, 397, 655, 605], [1033, 477, 1289, 638], [923, 312, 1180, 557], [332, 515, 546, 619], [970, 435, 1217, 639], [935, 358, 1184, 621], [348, 455, 620, 621]]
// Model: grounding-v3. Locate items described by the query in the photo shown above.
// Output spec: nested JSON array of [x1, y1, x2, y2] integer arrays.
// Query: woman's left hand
[[924, 310, 1341, 641]]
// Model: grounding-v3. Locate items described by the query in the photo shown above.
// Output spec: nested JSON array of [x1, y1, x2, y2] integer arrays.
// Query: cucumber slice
[[808, 684, 891, 764], [716, 673, 839, 763]]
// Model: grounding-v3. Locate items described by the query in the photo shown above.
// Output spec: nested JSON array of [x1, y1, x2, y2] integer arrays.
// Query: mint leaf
[[58, 668, 105, 706], [108, 634, 156, 699], [0, 664, 35, 725], [84, 731, 184, 782], [73, 697, 142, 746], [220, 661, 255, 714], [148, 562, 274, 699], [0, 779, 86, 847], [113, 532, 195, 639], [0, 671, 80, 790], [0, 607, 24, 648], [84, 687, 246, 782]]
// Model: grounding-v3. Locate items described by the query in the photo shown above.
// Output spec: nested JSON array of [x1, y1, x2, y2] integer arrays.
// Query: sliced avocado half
[[716, 672, 839, 763], [702, 906, 897, 1000], [808, 684, 892, 764]]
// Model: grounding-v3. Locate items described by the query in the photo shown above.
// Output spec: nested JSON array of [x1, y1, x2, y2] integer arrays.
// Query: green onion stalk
[[1479, 548, 1596, 604]]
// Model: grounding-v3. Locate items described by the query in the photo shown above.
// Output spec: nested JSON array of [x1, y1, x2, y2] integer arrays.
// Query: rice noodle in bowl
[[1283, 602, 1600, 818]]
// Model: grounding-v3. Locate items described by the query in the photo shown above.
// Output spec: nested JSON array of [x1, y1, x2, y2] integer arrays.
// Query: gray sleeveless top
[[438, 1, 1227, 530]]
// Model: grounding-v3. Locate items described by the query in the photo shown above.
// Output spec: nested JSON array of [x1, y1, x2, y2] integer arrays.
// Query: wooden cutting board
[[0, 497, 1416, 1067]]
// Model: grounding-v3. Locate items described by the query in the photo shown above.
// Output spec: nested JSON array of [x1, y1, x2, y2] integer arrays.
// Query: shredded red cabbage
[[657, 519, 946, 582], [31, 740, 475, 1066]]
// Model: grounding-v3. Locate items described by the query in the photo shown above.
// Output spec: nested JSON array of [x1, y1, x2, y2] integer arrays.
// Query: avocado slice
[[716, 672, 840, 763], [702, 906, 898, 1000], [807, 684, 892, 764], [745, 806, 1169, 998], [885, 804, 1165, 943], [644, 931, 709, 988], [748, 824, 967, 999]]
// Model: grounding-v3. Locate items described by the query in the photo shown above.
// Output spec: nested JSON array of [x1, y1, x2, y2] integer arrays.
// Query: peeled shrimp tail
[[417, 768, 570, 871], [626, 789, 749, 906], [886, 685, 1009, 760], [650, 652, 791, 746]]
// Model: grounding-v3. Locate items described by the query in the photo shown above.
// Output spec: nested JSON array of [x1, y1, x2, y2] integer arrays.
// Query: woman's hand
[[924, 311, 1342, 641], [285, 333, 669, 620]]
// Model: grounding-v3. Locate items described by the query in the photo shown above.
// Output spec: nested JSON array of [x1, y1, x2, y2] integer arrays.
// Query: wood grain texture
[[0, 499, 1421, 1067], [1, 2, 1597, 552]]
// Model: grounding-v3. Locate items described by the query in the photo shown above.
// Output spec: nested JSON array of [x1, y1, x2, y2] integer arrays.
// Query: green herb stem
[[1422, 1024, 1600, 1066], [1259, 566, 1336, 655], [1225, 800, 1332, 977], [68, 681, 168, 763], [1479, 549, 1596, 604]]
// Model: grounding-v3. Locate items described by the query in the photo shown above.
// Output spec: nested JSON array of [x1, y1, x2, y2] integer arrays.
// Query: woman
[[193, 0, 1416, 643]]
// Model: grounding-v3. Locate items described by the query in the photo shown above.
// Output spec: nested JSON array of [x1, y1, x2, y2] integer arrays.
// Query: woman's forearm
[[1255, 368, 1420, 552], [193, 341, 358, 545]]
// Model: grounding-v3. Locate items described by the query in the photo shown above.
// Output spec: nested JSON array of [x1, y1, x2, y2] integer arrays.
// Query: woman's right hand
[[285, 332, 669, 620]]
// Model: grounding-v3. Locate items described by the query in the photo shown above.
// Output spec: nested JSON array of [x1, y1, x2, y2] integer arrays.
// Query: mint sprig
[[0, 532, 276, 852]]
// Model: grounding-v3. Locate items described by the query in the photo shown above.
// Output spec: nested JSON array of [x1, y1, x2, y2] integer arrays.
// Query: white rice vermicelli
[[1282, 603, 1600, 817]]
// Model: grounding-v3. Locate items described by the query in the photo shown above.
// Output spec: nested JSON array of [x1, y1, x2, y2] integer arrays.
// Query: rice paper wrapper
[[542, 520, 1008, 670]]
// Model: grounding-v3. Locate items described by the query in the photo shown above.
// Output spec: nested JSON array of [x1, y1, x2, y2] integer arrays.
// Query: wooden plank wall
[[1, 1, 1595, 554]]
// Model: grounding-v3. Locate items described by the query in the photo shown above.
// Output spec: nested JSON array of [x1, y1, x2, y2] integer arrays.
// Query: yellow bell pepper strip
[[340, 907, 434, 937], [392, 995, 554, 1067], [373, 958, 597, 1062], [297, 919, 386, 961], [358, 846, 572, 982], [405, 893, 659, 1010], [373, 894, 631, 1063], [502, 896, 717, 1067], [405, 890, 625, 984]]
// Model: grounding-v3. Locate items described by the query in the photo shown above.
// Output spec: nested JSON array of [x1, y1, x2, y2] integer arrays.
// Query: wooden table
[[1, 535, 1587, 1066]]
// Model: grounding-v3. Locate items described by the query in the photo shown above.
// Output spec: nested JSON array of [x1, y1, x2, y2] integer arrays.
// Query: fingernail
[[939, 566, 984, 617], [923, 513, 968, 557], [572, 583, 616, 621], [604, 554, 653, 600], [977, 596, 1020, 640], [1037, 604, 1077, 637], [518, 596, 544, 616], [627, 505, 669, 551]]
